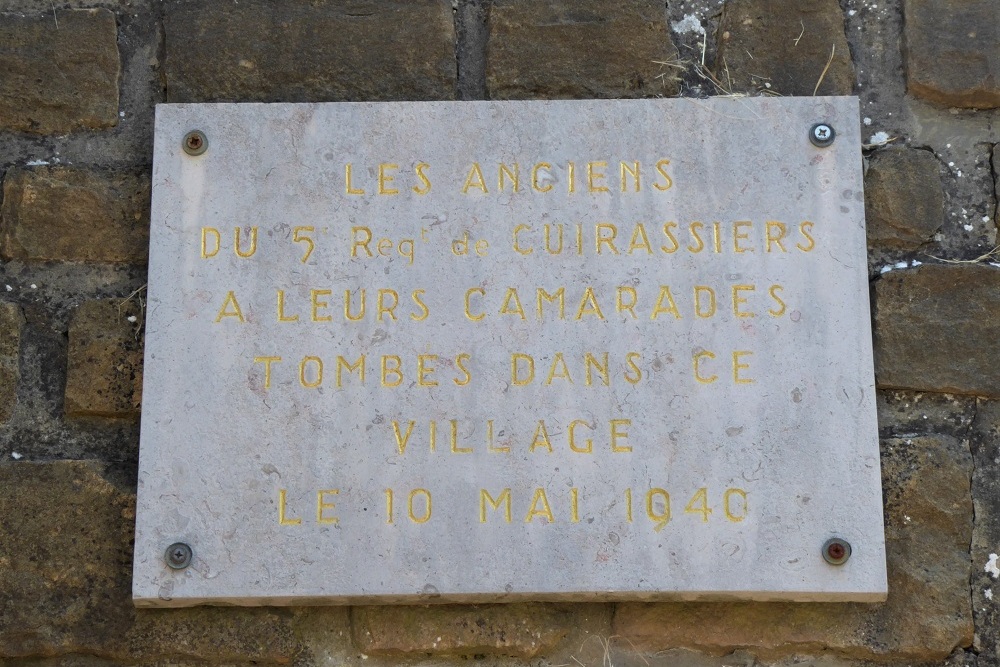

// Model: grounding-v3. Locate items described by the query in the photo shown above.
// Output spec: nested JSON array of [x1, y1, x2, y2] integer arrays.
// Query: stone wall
[[0, 0, 998, 665]]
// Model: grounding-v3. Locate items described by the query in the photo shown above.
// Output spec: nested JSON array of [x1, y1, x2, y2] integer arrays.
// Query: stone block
[[971, 401, 1000, 661], [865, 147, 944, 248], [0, 167, 150, 264], [351, 604, 570, 658], [904, 0, 1000, 108], [162, 0, 456, 102], [874, 265, 1000, 397], [0, 9, 120, 134], [876, 390, 977, 440], [65, 300, 143, 419], [612, 435, 973, 661], [0, 461, 296, 662], [0, 462, 134, 658], [487, 0, 678, 99], [995, 144, 1000, 225], [0, 304, 24, 424], [715, 0, 854, 96]]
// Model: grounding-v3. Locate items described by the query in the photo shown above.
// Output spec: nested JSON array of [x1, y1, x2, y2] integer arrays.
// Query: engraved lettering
[[316, 489, 339, 524], [524, 488, 555, 523], [278, 489, 302, 526], [254, 356, 281, 389], [378, 163, 399, 195], [215, 291, 244, 323], [480, 488, 512, 523], [201, 227, 221, 258], [646, 488, 670, 531]]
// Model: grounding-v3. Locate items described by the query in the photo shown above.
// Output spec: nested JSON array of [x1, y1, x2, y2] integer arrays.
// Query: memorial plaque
[[133, 98, 887, 606]]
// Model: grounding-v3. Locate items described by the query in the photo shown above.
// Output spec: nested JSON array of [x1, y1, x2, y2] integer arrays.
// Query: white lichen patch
[[671, 14, 706, 36], [879, 260, 918, 274], [986, 553, 1000, 579], [868, 131, 891, 146]]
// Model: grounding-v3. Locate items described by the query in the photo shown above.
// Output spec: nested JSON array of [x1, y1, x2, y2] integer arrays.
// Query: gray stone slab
[[134, 99, 886, 606]]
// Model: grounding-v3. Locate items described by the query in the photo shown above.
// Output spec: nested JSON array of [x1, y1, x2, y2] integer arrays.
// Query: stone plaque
[[134, 98, 887, 606]]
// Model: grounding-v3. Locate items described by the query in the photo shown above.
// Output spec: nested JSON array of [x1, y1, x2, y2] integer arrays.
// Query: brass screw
[[182, 130, 208, 156]]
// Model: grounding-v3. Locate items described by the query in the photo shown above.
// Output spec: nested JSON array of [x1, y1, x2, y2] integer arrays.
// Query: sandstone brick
[[0, 304, 24, 424], [715, 0, 854, 96], [487, 0, 678, 99], [0, 167, 150, 264], [874, 265, 1000, 397], [904, 0, 1000, 108], [0, 9, 120, 134], [865, 147, 944, 249], [971, 401, 1000, 662], [0, 461, 134, 658], [351, 604, 570, 658], [876, 390, 977, 440], [995, 145, 1000, 226], [163, 0, 456, 102], [613, 435, 973, 661], [65, 300, 143, 419], [0, 461, 296, 662]]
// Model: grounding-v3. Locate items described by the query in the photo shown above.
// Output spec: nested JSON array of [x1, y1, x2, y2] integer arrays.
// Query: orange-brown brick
[[65, 300, 143, 419], [487, 0, 679, 99], [1, 167, 150, 264], [0, 9, 120, 134], [0, 303, 24, 423]]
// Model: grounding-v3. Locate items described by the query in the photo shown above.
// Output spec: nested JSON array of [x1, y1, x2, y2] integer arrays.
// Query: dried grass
[[813, 43, 836, 95], [119, 283, 147, 339], [926, 246, 1000, 264]]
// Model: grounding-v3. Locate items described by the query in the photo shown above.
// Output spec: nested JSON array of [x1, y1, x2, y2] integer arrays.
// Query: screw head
[[182, 130, 208, 156], [822, 537, 852, 565], [810, 123, 836, 148], [165, 542, 192, 569]]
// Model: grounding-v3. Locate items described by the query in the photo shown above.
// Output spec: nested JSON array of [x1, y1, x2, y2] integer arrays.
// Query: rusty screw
[[810, 123, 835, 148], [182, 130, 208, 156], [822, 537, 851, 565], [165, 542, 192, 569]]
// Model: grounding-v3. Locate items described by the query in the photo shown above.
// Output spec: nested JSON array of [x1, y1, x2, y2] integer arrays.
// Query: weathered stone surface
[[0, 657, 121, 667], [904, 0, 1000, 108], [351, 604, 570, 658], [0, 461, 296, 662], [715, 0, 855, 96], [487, 0, 679, 99], [0, 167, 150, 264], [613, 435, 973, 661], [865, 147, 944, 248], [874, 265, 1000, 397], [65, 300, 143, 419], [877, 390, 977, 440], [0, 9, 120, 134], [995, 144, 1000, 227], [0, 304, 24, 424], [0, 461, 135, 658], [971, 401, 1000, 663], [125, 608, 296, 664], [162, 0, 455, 102]]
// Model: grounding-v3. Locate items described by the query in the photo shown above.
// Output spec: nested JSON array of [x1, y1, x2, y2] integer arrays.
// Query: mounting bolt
[[182, 130, 208, 156], [810, 123, 836, 148], [165, 542, 192, 570], [822, 537, 851, 565]]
